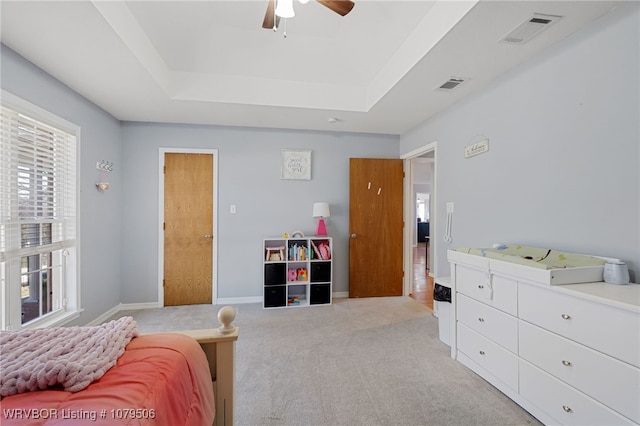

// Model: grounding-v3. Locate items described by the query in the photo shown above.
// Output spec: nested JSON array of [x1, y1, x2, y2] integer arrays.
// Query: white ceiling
[[0, 1, 622, 135]]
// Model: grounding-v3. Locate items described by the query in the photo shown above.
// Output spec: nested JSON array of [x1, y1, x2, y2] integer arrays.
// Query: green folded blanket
[[456, 245, 606, 270]]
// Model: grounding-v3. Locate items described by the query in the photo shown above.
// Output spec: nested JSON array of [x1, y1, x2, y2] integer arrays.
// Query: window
[[416, 193, 430, 222], [0, 92, 79, 330]]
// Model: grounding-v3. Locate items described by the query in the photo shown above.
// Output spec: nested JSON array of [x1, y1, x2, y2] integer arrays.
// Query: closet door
[[164, 153, 213, 306]]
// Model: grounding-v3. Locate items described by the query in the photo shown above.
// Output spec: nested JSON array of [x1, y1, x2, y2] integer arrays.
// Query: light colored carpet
[[110, 296, 541, 426]]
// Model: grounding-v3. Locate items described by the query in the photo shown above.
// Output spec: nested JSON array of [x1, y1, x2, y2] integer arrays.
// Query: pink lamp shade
[[313, 202, 330, 236]]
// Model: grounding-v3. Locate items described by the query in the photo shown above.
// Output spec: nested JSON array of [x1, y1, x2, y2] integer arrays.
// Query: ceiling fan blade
[[316, 0, 355, 16], [262, 0, 280, 29]]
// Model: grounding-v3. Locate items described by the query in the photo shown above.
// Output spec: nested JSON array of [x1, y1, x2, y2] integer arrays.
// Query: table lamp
[[313, 202, 330, 236]]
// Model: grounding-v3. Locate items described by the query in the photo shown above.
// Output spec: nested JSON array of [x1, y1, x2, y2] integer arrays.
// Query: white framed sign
[[281, 149, 312, 180], [464, 138, 489, 158]]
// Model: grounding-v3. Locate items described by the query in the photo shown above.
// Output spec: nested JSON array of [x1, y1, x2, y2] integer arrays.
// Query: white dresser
[[448, 250, 640, 426]]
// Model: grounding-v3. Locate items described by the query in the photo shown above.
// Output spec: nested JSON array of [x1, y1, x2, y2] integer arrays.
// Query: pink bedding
[[0, 333, 215, 425]]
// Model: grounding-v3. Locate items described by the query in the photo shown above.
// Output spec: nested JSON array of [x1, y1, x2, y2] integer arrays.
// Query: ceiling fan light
[[275, 0, 295, 18], [299, 0, 310, 4]]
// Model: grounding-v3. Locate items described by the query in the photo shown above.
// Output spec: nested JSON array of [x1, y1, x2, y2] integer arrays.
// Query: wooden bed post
[[175, 306, 239, 426], [215, 336, 236, 426]]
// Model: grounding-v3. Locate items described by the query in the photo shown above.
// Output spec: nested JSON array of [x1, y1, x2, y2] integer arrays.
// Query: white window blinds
[[0, 105, 77, 262]]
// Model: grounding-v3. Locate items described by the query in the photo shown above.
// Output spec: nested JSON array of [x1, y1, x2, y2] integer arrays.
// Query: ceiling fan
[[262, 0, 355, 31]]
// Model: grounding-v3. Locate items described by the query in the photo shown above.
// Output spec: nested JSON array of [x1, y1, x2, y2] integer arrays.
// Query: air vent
[[435, 77, 466, 92], [499, 13, 562, 44]]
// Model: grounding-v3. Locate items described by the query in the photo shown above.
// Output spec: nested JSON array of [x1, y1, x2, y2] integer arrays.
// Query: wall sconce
[[96, 182, 110, 191], [313, 202, 330, 236]]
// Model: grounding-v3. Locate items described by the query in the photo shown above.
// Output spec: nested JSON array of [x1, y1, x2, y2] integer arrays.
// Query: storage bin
[[309, 283, 331, 305], [264, 285, 286, 308], [264, 263, 286, 285], [434, 277, 452, 346]]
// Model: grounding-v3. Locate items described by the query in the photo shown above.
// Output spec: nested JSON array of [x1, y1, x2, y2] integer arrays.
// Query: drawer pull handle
[[479, 350, 485, 355], [478, 318, 485, 322], [561, 314, 571, 320], [562, 360, 572, 367], [478, 284, 484, 289], [562, 405, 573, 413]]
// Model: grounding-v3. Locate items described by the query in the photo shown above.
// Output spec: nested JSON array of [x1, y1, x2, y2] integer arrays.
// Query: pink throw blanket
[[0, 316, 138, 397]]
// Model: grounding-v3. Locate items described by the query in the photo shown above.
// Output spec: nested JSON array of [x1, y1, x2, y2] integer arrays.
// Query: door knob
[[203, 234, 213, 240], [350, 233, 357, 239]]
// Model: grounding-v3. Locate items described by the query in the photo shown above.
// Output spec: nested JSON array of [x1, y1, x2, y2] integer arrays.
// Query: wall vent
[[499, 13, 562, 45], [435, 77, 466, 92]]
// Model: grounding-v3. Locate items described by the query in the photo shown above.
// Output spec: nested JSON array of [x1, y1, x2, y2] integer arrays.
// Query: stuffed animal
[[297, 268, 308, 281], [288, 269, 297, 282]]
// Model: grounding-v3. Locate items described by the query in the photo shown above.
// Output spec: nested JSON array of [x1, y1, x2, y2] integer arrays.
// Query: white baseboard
[[216, 296, 263, 305], [120, 301, 163, 311], [85, 304, 122, 326], [85, 302, 161, 326], [90, 293, 349, 325]]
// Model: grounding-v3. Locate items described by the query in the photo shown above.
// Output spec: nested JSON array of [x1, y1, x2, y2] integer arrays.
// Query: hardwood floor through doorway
[[410, 242, 433, 310]]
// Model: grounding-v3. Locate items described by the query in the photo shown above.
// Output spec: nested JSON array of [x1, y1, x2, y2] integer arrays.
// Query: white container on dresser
[[448, 250, 640, 426]]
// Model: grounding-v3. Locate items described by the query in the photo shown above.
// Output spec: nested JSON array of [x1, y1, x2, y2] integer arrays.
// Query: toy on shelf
[[318, 243, 331, 260], [288, 269, 297, 282], [288, 296, 300, 305], [265, 246, 285, 261], [297, 268, 308, 281], [311, 240, 331, 260]]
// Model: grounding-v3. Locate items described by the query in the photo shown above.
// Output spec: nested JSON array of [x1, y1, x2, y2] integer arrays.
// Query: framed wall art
[[281, 149, 312, 180]]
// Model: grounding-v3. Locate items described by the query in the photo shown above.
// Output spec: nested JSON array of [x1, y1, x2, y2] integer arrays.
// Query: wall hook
[[96, 160, 113, 172]]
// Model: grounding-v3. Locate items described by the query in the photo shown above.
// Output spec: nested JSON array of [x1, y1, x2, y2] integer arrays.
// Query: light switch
[[230, 204, 237, 214]]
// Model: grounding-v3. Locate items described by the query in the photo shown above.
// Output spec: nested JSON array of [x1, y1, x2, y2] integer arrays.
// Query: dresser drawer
[[518, 282, 640, 367], [520, 360, 636, 426], [520, 320, 640, 424], [457, 294, 518, 353], [457, 323, 518, 390], [456, 266, 517, 315]]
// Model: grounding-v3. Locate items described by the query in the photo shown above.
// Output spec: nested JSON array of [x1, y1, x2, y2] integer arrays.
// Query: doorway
[[402, 142, 437, 304], [158, 148, 219, 306]]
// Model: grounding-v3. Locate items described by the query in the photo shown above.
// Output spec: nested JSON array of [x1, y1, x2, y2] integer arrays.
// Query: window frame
[[1, 90, 81, 330]]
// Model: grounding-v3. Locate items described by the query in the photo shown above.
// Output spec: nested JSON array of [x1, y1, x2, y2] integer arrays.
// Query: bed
[[0, 306, 238, 426]]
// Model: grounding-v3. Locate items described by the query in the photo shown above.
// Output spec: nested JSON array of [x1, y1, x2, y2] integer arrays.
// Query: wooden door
[[349, 158, 404, 297], [164, 153, 213, 306]]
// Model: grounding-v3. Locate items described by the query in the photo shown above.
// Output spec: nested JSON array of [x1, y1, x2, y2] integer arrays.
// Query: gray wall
[[1, 45, 123, 325], [120, 123, 398, 302], [400, 3, 640, 281], [1, 43, 399, 318]]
